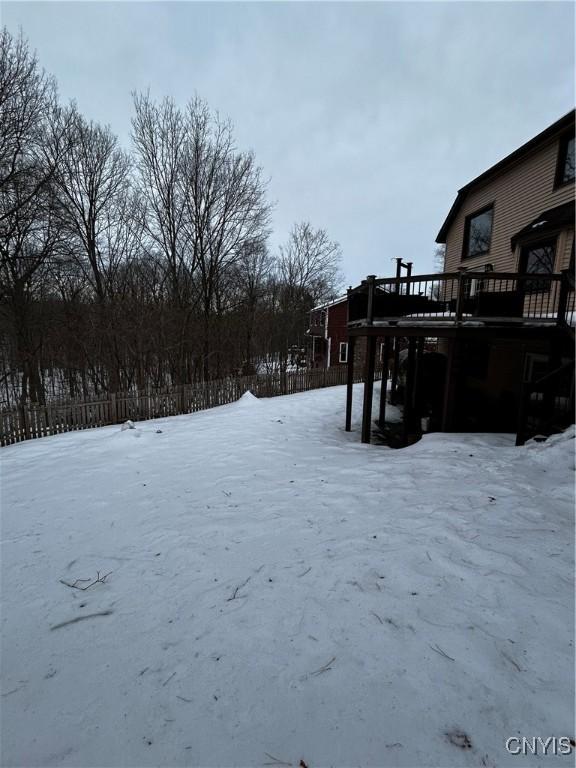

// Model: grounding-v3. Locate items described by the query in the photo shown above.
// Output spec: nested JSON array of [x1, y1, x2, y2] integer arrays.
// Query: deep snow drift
[[1, 384, 574, 767]]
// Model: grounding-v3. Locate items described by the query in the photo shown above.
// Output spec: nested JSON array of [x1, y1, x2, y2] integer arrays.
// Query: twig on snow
[[371, 611, 384, 625], [429, 643, 455, 661], [60, 571, 113, 591], [1, 687, 23, 697], [227, 575, 252, 601], [263, 753, 292, 766], [50, 610, 113, 630], [176, 695, 193, 703], [309, 656, 336, 676], [501, 651, 523, 672], [162, 672, 176, 687], [297, 567, 311, 578]]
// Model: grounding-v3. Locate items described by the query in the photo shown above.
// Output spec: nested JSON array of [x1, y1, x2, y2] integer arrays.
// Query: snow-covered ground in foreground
[[1, 384, 574, 768]]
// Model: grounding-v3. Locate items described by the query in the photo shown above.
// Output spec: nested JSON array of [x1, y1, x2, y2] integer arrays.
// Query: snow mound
[[235, 391, 261, 408], [121, 420, 136, 431], [525, 424, 575, 472]]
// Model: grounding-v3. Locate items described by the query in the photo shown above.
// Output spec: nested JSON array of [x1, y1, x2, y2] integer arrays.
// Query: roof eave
[[436, 109, 575, 244]]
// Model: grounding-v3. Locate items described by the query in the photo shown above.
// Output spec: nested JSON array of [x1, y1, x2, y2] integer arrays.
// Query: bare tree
[[0, 28, 68, 403], [272, 222, 343, 370], [181, 97, 271, 378], [131, 93, 189, 305], [278, 222, 343, 306], [49, 106, 131, 302], [227, 240, 273, 373], [433, 243, 446, 273]]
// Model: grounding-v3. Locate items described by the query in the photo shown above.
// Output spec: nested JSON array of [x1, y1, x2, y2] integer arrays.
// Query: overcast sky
[[2, 1, 574, 284]]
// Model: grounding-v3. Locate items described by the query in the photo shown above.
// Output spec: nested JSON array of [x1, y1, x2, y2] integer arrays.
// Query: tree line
[[0, 28, 343, 406]]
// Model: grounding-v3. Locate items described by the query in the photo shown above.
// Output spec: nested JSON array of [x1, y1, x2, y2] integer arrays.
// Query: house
[[308, 296, 350, 368], [345, 110, 575, 446], [308, 296, 390, 372], [437, 109, 574, 277]]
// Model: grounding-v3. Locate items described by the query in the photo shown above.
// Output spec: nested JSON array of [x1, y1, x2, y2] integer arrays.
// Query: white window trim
[[339, 342, 348, 364]]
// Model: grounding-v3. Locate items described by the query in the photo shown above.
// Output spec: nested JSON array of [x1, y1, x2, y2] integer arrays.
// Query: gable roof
[[436, 109, 575, 244], [311, 295, 348, 312]]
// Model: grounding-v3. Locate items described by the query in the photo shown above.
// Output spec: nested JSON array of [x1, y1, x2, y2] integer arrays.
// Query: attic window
[[555, 134, 575, 187], [462, 205, 494, 259]]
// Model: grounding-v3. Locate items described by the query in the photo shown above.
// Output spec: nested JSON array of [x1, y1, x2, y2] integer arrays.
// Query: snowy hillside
[[1, 384, 574, 767]]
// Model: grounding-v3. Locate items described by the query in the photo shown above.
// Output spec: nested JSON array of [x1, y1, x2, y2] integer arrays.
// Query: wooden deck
[[345, 270, 575, 445]]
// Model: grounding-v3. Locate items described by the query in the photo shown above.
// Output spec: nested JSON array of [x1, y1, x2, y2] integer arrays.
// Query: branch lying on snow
[[226, 565, 265, 601], [162, 672, 176, 687], [227, 575, 252, 601], [59, 571, 113, 591], [263, 753, 292, 766], [309, 656, 336, 676], [501, 650, 523, 672], [429, 643, 455, 661], [50, 610, 113, 630]]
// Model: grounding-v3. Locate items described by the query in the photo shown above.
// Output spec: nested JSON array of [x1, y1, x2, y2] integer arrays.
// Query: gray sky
[[2, 1, 574, 284]]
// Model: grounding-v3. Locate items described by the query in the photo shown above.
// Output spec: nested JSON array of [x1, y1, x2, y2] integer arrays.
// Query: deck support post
[[441, 338, 457, 431], [543, 338, 562, 424], [403, 337, 417, 443], [345, 335, 356, 431], [415, 337, 425, 421], [361, 335, 377, 443], [378, 336, 391, 427]]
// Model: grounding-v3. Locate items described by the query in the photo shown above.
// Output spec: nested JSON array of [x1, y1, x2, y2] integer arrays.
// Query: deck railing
[[348, 270, 575, 327]]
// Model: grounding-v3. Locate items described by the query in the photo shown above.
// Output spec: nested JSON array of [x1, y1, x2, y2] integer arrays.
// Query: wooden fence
[[1, 365, 379, 447]]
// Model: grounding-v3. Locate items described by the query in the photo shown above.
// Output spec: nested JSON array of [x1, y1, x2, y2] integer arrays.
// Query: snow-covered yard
[[1, 384, 574, 767]]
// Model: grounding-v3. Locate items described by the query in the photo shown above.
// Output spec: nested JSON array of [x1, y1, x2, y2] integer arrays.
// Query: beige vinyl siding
[[444, 135, 575, 274]]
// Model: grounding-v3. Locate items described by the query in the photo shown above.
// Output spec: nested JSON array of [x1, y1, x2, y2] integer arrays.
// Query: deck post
[[441, 338, 457, 431], [403, 337, 417, 442], [361, 335, 377, 443], [390, 261, 403, 402], [345, 335, 356, 431], [378, 336, 391, 427]]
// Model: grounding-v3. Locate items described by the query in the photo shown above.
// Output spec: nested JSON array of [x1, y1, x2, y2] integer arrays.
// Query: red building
[[308, 297, 388, 370], [308, 297, 350, 368]]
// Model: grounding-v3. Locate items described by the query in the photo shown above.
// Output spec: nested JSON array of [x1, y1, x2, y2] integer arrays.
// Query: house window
[[462, 205, 494, 259], [555, 133, 575, 187], [339, 342, 348, 363], [520, 240, 556, 292]]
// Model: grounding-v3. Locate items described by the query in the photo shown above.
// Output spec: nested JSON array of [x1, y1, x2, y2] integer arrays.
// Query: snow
[[1, 385, 574, 767]]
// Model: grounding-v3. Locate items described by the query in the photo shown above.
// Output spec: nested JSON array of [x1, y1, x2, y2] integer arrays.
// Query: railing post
[[557, 270, 570, 325], [405, 262, 413, 296], [366, 275, 376, 326], [455, 270, 465, 323]]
